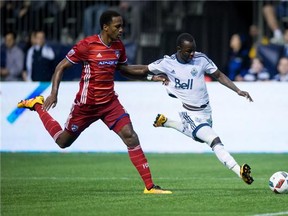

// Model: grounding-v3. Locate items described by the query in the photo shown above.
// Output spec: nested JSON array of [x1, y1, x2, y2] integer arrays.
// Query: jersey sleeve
[[148, 58, 167, 75], [66, 39, 89, 64], [202, 54, 218, 74]]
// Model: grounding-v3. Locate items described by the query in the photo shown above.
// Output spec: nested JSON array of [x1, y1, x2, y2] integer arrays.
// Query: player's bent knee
[[210, 137, 222, 149], [58, 143, 71, 149], [124, 132, 139, 147], [194, 125, 218, 147], [122, 131, 139, 147], [55, 131, 77, 149], [56, 140, 72, 149], [117, 124, 140, 147]]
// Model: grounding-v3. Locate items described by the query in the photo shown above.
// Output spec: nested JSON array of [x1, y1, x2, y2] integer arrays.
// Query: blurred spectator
[[83, 2, 109, 37], [20, 31, 37, 55], [274, 56, 288, 81], [24, 1, 47, 33], [0, 1, 19, 36], [83, 1, 143, 42], [262, 1, 288, 45], [281, 28, 288, 57], [25, 30, 55, 81], [247, 24, 270, 59], [17, 0, 31, 34], [111, 1, 144, 42], [257, 28, 288, 77], [0, 32, 24, 81], [22, 31, 37, 81], [227, 33, 250, 81], [243, 57, 270, 81]]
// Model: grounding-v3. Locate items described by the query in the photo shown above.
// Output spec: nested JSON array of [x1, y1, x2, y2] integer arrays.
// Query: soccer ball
[[269, 171, 288, 194]]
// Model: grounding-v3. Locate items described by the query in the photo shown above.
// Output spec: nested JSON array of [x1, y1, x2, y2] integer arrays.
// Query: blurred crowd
[[1, 0, 288, 82], [226, 27, 288, 82], [0, 0, 141, 81], [225, 1, 288, 82]]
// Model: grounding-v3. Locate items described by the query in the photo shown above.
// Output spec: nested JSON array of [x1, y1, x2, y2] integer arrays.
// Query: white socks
[[163, 119, 193, 138], [212, 144, 241, 177], [162, 118, 241, 178]]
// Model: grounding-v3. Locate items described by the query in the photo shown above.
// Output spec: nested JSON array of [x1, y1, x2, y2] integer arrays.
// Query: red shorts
[[64, 96, 131, 135]]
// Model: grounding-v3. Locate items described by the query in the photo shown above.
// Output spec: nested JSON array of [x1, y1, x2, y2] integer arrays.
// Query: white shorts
[[179, 104, 214, 142]]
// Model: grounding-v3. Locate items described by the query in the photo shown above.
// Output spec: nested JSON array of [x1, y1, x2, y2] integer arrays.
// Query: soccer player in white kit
[[147, 33, 254, 185]]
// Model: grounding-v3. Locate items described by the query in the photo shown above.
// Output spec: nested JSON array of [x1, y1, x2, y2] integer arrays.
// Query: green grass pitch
[[1, 153, 288, 216]]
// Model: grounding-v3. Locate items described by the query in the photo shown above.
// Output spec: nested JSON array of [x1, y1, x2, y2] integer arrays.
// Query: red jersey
[[66, 35, 127, 105]]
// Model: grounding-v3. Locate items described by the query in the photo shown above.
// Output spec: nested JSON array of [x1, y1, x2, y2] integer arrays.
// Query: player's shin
[[212, 144, 241, 177], [127, 145, 154, 190], [195, 126, 241, 177], [165, 120, 193, 138], [34, 104, 63, 141]]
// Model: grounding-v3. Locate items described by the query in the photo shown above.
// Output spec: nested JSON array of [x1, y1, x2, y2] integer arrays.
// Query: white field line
[[252, 211, 288, 216]]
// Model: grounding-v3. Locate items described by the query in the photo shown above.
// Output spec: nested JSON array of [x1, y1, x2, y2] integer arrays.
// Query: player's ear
[[103, 24, 109, 32], [176, 46, 181, 52]]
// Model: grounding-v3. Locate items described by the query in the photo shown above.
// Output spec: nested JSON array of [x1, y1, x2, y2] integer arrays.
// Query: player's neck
[[99, 33, 112, 47], [176, 53, 186, 64]]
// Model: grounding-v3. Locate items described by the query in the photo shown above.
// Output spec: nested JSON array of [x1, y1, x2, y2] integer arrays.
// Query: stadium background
[[1, 1, 288, 153], [1, 1, 264, 73]]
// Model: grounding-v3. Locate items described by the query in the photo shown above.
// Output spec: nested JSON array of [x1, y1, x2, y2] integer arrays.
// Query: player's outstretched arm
[[117, 64, 169, 84], [117, 64, 148, 80], [43, 58, 73, 111], [211, 69, 253, 102]]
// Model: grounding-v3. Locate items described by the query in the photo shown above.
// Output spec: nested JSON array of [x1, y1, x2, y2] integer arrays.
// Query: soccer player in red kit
[[17, 10, 171, 194]]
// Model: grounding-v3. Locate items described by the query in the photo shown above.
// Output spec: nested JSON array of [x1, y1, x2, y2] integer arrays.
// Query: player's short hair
[[176, 33, 196, 51], [100, 10, 121, 30]]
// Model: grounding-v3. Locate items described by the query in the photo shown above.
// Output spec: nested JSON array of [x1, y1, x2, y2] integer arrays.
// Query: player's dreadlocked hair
[[176, 33, 197, 51], [100, 10, 121, 30]]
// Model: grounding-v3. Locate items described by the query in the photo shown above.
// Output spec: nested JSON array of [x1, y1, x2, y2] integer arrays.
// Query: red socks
[[34, 104, 63, 141], [128, 145, 154, 190]]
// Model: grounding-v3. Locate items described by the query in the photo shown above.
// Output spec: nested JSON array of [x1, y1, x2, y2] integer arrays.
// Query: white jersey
[[148, 52, 218, 107]]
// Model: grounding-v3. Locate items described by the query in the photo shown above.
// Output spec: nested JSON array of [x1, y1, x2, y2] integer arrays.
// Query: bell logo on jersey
[[175, 78, 193, 89]]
